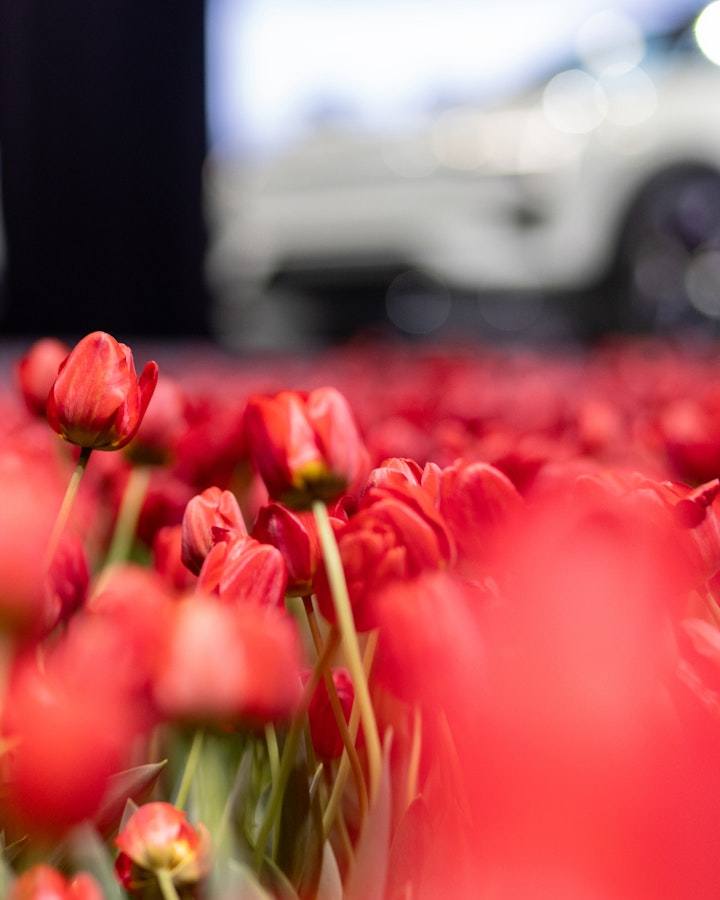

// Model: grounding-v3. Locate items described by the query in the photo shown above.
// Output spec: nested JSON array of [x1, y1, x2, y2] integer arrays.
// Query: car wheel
[[609, 165, 720, 333]]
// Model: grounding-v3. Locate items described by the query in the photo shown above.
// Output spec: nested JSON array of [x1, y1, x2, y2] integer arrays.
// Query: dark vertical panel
[[0, 0, 210, 339]]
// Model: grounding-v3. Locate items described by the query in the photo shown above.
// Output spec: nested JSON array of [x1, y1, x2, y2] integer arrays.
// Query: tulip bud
[[181, 486, 247, 575], [114, 802, 212, 896], [243, 387, 370, 509], [306, 667, 355, 760], [46, 331, 158, 451], [252, 502, 321, 597], [10, 864, 103, 900], [15, 337, 70, 418], [197, 534, 288, 609], [45, 530, 90, 626]]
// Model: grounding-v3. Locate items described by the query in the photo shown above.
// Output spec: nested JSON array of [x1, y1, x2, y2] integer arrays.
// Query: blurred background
[[2, 0, 720, 349]]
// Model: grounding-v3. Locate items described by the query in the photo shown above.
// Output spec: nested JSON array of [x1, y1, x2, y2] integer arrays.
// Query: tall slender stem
[[322, 630, 378, 840], [406, 705, 423, 810], [44, 446, 92, 569], [174, 728, 206, 811], [104, 464, 151, 567], [312, 500, 382, 803], [303, 601, 368, 824]]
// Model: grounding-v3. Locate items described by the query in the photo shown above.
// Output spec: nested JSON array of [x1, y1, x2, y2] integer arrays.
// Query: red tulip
[[1, 642, 145, 838], [9, 864, 103, 900], [153, 524, 199, 592], [243, 387, 370, 509], [314, 481, 454, 631], [151, 595, 303, 725], [114, 802, 212, 895], [251, 502, 321, 597], [438, 459, 523, 577], [306, 666, 355, 760], [197, 533, 288, 609], [123, 374, 188, 466], [46, 331, 158, 451], [15, 337, 70, 418], [181, 485, 247, 575]]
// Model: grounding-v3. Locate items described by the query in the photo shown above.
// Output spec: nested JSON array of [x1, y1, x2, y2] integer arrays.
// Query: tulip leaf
[[94, 760, 168, 838], [297, 763, 326, 899], [315, 839, 343, 900], [276, 762, 315, 886], [343, 732, 394, 900], [385, 794, 432, 900], [67, 822, 125, 900], [226, 860, 279, 900]]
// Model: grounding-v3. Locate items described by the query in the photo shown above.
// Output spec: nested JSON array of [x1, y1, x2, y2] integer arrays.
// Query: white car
[[206, 4, 720, 344]]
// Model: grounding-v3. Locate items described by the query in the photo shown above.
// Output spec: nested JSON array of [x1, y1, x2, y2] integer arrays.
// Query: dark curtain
[[0, 0, 210, 340]]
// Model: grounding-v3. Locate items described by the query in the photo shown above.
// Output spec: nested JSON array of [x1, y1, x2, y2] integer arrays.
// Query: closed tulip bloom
[[181, 486, 247, 575], [46, 331, 158, 451], [252, 502, 321, 597], [438, 459, 523, 577], [197, 533, 288, 609], [15, 337, 70, 418], [114, 802, 212, 896], [314, 481, 454, 631], [152, 596, 303, 725], [306, 666, 355, 760], [1, 646, 144, 838], [9, 864, 103, 900], [243, 387, 370, 509]]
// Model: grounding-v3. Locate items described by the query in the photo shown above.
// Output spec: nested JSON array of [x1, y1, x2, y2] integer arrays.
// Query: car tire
[[604, 164, 720, 334]]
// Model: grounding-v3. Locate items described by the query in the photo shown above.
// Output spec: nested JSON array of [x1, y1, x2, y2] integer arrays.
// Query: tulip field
[[4, 331, 720, 898]]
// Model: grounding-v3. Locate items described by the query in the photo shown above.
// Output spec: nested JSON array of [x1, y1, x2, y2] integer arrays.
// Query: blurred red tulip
[[114, 802, 212, 895], [153, 524, 199, 593], [438, 458, 523, 577], [1, 642, 146, 838], [152, 595, 303, 726], [9, 864, 103, 900], [15, 337, 70, 418], [123, 374, 188, 466], [305, 666, 354, 760], [46, 331, 158, 451]]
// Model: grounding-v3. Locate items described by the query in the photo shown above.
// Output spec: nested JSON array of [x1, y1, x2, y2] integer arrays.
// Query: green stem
[[312, 500, 382, 803], [104, 464, 151, 567], [156, 869, 181, 900], [44, 446, 92, 569], [174, 728, 206, 811], [322, 630, 378, 840], [303, 602, 368, 824], [406, 705, 423, 809]]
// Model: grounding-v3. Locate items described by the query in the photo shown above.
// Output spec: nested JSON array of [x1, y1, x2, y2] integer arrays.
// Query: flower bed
[[3, 332, 720, 898]]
